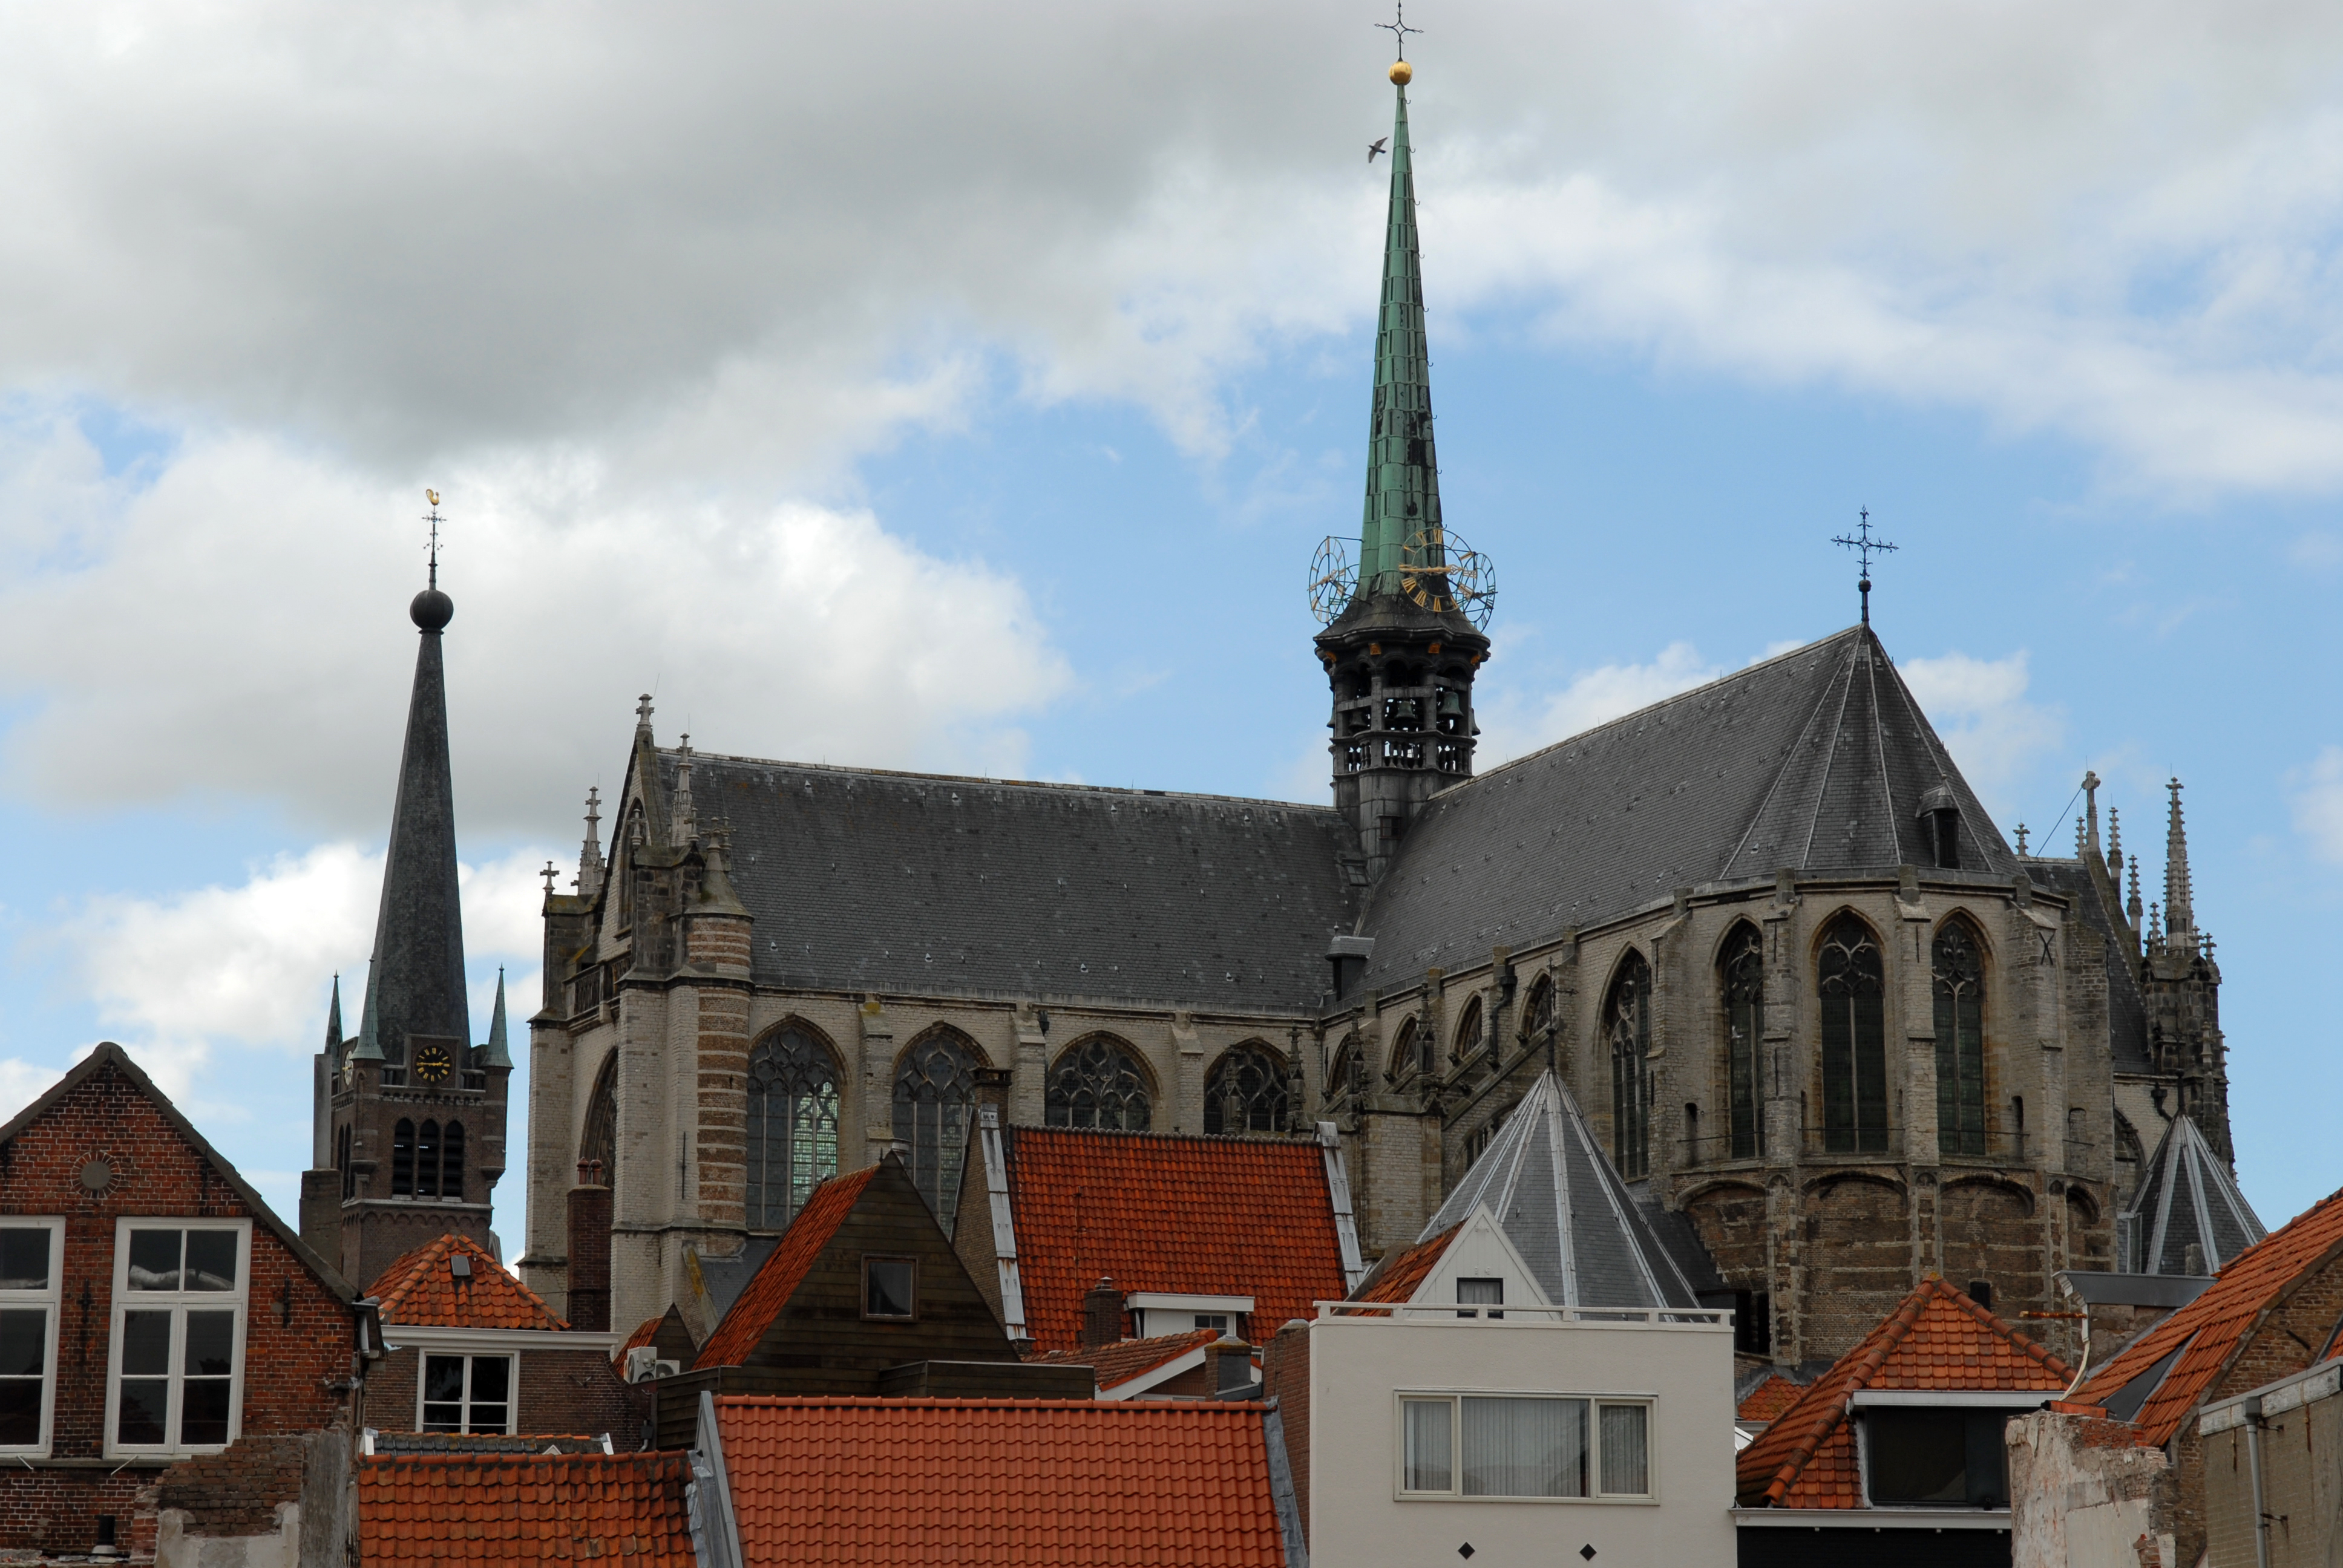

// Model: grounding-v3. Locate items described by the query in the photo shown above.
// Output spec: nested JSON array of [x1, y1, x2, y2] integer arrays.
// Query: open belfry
[[516, 52, 2240, 1375]]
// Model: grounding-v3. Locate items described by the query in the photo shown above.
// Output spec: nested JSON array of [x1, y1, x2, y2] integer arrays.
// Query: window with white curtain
[[1398, 1393, 1653, 1501]]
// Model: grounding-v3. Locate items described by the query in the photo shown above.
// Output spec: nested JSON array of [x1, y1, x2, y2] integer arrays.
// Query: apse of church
[[520, 56, 2239, 1368]]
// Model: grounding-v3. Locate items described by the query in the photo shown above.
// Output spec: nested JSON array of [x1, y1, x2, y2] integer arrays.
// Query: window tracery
[[1523, 975, 1555, 1040], [1720, 926, 1765, 1159], [1452, 998, 1483, 1069], [746, 1025, 841, 1229], [1204, 1044, 1292, 1135], [1045, 1036, 1153, 1131], [1933, 921, 1987, 1156], [893, 1031, 979, 1234], [578, 1054, 617, 1186], [1605, 954, 1653, 1179], [1819, 915, 1890, 1154]]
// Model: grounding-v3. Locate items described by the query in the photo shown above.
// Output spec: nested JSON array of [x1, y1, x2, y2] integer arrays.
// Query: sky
[[3, 1, 2342, 1253]]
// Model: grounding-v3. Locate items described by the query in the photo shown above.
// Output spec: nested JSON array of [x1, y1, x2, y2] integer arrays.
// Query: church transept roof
[[2121, 1114, 2264, 1276]]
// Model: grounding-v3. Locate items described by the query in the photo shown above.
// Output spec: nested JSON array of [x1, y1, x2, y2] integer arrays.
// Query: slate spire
[[481, 968, 511, 1069], [323, 973, 343, 1051], [1356, 60, 1444, 598], [357, 575, 471, 1067]]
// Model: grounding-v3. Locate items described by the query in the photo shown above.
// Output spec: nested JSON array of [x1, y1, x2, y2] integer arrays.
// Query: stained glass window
[[893, 1031, 978, 1234], [1605, 954, 1652, 1178], [1933, 922, 1987, 1156], [747, 1026, 841, 1228], [1820, 915, 1890, 1154], [1721, 925, 1765, 1159], [1204, 1044, 1292, 1135], [1044, 1037, 1153, 1131]]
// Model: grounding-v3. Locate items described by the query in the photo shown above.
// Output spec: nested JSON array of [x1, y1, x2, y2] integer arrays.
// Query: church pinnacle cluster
[[299, 54, 2243, 1378]]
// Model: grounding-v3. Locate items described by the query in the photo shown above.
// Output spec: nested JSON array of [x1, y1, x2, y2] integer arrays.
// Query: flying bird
[[1368, 137, 1388, 162]]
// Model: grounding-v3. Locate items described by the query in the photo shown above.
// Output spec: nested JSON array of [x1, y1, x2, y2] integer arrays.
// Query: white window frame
[[103, 1218, 251, 1460], [1393, 1390, 1660, 1504], [0, 1218, 65, 1458], [416, 1351, 517, 1435]]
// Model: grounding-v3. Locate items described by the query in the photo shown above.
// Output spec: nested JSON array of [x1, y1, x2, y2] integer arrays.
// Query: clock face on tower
[[413, 1043, 455, 1085]]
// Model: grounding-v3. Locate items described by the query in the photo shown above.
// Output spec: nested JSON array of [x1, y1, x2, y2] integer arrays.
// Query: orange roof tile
[[1026, 1328, 1221, 1393], [1352, 1226, 1460, 1305], [615, 1313, 664, 1370], [714, 1396, 1288, 1564], [1736, 1374, 1807, 1424], [1735, 1276, 2071, 1508], [1006, 1127, 1347, 1353], [358, 1452, 693, 1566], [2073, 1188, 2343, 1448], [694, 1166, 879, 1369], [367, 1233, 566, 1331]]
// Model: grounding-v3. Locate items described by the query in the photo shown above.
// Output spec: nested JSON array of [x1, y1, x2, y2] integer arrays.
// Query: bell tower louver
[[1311, 54, 1493, 881]]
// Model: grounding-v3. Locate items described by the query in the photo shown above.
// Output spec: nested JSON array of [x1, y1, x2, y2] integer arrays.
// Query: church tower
[[1313, 54, 1492, 881], [299, 547, 511, 1289]]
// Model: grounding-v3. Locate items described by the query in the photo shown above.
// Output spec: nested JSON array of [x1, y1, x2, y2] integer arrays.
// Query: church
[[307, 59, 2241, 1374]]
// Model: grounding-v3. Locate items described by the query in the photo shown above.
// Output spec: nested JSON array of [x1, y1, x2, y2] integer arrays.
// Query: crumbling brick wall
[[2008, 1410, 2177, 1567]]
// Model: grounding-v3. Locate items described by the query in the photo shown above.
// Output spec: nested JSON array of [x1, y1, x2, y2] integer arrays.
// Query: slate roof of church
[[666, 754, 1362, 1010], [2121, 1115, 2265, 1275], [1419, 1071, 1702, 1310], [1357, 624, 2016, 987]]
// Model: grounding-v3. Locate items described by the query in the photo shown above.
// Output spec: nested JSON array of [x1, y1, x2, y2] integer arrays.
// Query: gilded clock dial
[[413, 1044, 455, 1085]]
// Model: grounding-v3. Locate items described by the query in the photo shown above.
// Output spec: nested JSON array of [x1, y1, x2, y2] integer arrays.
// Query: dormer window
[[1918, 785, 1961, 869], [1862, 1403, 2022, 1508], [1456, 1277, 1503, 1320]]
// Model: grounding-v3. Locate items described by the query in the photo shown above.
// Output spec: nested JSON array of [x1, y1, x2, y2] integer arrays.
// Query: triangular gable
[[694, 1166, 879, 1368], [1392, 1206, 1553, 1312], [0, 1042, 355, 1301], [2074, 1187, 2343, 1448], [616, 1304, 701, 1373], [370, 1233, 565, 1330], [1736, 1276, 2070, 1508]]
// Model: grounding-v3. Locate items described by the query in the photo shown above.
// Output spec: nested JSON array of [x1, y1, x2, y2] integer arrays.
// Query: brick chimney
[[1207, 1338, 1257, 1399], [1080, 1276, 1122, 1350], [566, 1158, 613, 1332]]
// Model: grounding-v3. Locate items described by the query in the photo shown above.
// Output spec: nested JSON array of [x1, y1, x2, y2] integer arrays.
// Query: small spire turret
[[578, 787, 605, 898], [323, 973, 343, 1052], [2164, 777, 2195, 939], [2108, 805, 2123, 881], [481, 968, 511, 1069], [349, 961, 384, 1062], [672, 734, 696, 848], [2128, 858, 2144, 931]]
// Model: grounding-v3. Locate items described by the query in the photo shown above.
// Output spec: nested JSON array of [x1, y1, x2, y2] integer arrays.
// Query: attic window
[[1863, 1407, 2020, 1508], [1918, 786, 1961, 869], [1456, 1278, 1503, 1320], [862, 1256, 917, 1322]]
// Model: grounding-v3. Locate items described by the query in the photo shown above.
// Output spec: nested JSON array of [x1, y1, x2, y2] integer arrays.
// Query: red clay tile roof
[[2073, 1189, 2343, 1448], [1736, 1374, 1807, 1424], [1735, 1276, 2071, 1508], [1026, 1328, 1219, 1393], [358, 1452, 693, 1566], [695, 1166, 879, 1370], [714, 1396, 1288, 1564], [1352, 1226, 1460, 1305], [1007, 1126, 1347, 1353], [368, 1234, 566, 1331]]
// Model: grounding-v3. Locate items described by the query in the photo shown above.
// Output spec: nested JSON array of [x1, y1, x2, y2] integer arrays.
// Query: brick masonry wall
[[0, 1059, 358, 1555], [1262, 1321, 1311, 1550], [153, 1432, 308, 1536], [368, 1346, 647, 1443]]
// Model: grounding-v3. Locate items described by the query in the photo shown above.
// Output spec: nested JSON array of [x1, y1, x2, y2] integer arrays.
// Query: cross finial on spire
[[1375, 2, 1421, 60], [423, 489, 444, 591], [542, 860, 557, 895], [636, 693, 655, 728], [1831, 506, 1899, 626], [2014, 822, 2029, 856]]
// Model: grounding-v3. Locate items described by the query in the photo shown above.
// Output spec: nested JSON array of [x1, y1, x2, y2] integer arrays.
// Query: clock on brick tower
[[298, 550, 513, 1291]]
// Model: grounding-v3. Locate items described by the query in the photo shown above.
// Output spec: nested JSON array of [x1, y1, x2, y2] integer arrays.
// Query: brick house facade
[[0, 1044, 362, 1558]]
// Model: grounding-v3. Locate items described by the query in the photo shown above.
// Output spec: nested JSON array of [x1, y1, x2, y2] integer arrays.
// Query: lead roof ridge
[[661, 749, 1343, 816]]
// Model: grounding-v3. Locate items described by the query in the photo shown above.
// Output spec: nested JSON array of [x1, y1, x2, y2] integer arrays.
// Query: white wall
[[1306, 1311, 1737, 1568]]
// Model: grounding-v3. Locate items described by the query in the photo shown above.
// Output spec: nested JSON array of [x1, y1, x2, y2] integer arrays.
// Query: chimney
[[1080, 1277, 1122, 1350], [1207, 1337, 1257, 1399], [566, 1159, 613, 1332]]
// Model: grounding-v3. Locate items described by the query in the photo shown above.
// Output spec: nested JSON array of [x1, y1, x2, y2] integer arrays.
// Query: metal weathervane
[[1832, 507, 1898, 626], [424, 488, 444, 590], [1375, 2, 1420, 59]]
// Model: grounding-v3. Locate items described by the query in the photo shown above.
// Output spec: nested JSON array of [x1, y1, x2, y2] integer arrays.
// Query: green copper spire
[[480, 967, 511, 1069], [323, 973, 343, 1051], [1358, 65, 1444, 598]]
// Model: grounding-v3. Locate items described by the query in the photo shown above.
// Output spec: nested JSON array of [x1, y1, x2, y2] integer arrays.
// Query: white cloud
[[1476, 642, 1725, 766], [2286, 746, 2343, 863], [1899, 650, 2065, 809], [0, 1059, 65, 1126]]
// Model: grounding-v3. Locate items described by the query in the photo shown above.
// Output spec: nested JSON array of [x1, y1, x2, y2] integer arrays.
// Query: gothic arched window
[[1453, 997, 1483, 1067], [1721, 924, 1765, 1159], [415, 1121, 442, 1197], [1204, 1044, 1291, 1135], [441, 1121, 465, 1201], [336, 1124, 353, 1200], [1933, 920, 1987, 1156], [1819, 915, 1890, 1154], [579, 1053, 617, 1187], [1389, 1019, 1421, 1080], [1523, 975, 1555, 1040], [1327, 1036, 1365, 1107], [746, 1025, 841, 1229], [1605, 954, 1653, 1179], [893, 1031, 979, 1235], [1046, 1036, 1153, 1131], [392, 1119, 416, 1196]]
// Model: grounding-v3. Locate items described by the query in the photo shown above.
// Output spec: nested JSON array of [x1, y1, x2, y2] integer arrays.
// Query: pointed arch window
[[893, 1032, 978, 1235], [1605, 955, 1653, 1180], [1204, 1044, 1291, 1135], [1523, 975, 1555, 1041], [746, 1026, 841, 1229], [1721, 925, 1765, 1159], [579, 1054, 617, 1187], [1933, 921, 1987, 1156], [1819, 916, 1890, 1154], [441, 1122, 465, 1201], [1328, 1036, 1366, 1107], [1046, 1037, 1153, 1131], [1389, 1019, 1422, 1080], [392, 1120, 416, 1197], [1452, 998, 1483, 1070]]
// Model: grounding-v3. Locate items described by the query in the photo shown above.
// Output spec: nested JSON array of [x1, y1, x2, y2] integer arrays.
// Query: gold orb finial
[[1389, 59, 1412, 86]]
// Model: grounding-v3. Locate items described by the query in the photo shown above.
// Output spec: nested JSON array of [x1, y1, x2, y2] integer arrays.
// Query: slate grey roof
[[1421, 1072, 1702, 1310], [672, 756, 1363, 1011], [2121, 1115, 2264, 1275], [1358, 626, 2015, 987], [2028, 858, 2152, 1073]]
